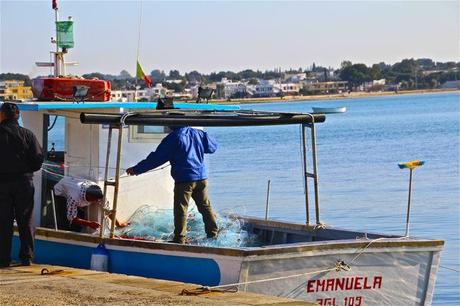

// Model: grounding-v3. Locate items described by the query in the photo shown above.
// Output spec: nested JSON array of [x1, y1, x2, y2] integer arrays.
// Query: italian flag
[[136, 60, 152, 88]]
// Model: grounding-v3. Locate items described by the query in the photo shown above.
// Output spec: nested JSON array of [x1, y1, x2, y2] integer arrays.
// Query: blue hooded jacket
[[132, 127, 217, 183]]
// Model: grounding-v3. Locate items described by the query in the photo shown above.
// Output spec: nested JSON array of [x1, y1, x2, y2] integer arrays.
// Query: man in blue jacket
[[126, 126, 218, 244]]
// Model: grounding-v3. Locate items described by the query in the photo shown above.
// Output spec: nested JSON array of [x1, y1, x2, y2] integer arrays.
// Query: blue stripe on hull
[[12, 236, 221, 286]]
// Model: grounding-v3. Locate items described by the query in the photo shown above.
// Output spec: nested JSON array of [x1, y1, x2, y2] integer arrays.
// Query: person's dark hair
[[0, 102, 20, 120], [85, 185, 103, 201]]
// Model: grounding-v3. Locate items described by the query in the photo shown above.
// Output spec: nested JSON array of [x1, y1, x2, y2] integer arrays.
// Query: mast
[[36, 1, 78, 77], [135, 0, 143, 101], [53, 1, 63, 77]]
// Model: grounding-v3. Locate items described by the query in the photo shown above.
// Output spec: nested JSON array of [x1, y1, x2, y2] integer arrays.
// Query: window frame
[[129, 125, 169, 143]]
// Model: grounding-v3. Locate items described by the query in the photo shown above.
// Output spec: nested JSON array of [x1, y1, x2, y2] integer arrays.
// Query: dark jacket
[[0, 119, 44, 180], [132, 127, 217, 183]]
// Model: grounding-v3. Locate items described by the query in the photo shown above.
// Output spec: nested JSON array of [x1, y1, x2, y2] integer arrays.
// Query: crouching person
[[53, 176, 128, 231]]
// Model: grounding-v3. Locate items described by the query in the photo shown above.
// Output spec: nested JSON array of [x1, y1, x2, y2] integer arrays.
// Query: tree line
[[1, 58, 458, 91], [339, 59, 459, 90]]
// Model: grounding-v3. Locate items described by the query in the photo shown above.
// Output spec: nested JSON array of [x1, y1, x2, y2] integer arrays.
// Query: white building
[[284, 73, 307, 83], [218, 78, 247, 99], [363, 79, 386, 91], [275, 83, 300, 95], [311, 69, 338, 81], [110, 89, 151, 102], [110, 90, 127, 102], [147, 84, 170, 98], [249, 80, 278, 97]]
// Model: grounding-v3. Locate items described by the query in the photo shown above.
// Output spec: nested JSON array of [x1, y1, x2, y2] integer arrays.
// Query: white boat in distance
[[312, 106, 347, 114]]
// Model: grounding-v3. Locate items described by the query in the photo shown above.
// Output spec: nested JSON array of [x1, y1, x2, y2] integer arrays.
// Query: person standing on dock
[[0, 103, 44, 267], [126, 126, 219, 244]]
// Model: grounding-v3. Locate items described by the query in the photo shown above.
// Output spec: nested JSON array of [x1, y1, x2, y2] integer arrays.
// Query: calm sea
[[206, 92, 459, 305], [47, 92, 459, 304]]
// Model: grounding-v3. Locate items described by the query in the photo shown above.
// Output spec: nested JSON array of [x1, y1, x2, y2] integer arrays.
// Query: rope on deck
[[40, 163, 171, 181]]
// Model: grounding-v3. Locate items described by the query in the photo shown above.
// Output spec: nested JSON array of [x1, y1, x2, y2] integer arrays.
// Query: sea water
[[47, 92, 459, 304], [206, 92, 460, 305]]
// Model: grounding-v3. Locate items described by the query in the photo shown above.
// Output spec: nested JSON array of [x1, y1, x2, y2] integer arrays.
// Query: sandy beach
[[206, 88, 459, 105]]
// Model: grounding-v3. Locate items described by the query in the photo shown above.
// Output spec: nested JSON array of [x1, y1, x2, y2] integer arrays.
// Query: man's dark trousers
[[173, 179, 218, 244], [0, 177, 35, 266]]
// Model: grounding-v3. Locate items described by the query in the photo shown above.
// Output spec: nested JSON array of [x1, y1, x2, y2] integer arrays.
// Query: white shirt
[[54, 177, 103, 222]]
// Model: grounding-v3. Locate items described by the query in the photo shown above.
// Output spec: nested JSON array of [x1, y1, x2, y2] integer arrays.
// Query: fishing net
[[114, 205, 263, 248]]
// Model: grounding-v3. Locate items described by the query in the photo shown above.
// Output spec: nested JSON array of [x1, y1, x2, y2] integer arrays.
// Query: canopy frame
[[80, 109, 326, 237], [79, 109, 326, 127]]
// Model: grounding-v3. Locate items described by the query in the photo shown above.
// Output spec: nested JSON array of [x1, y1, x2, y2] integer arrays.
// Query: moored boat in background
[[312, 106, 347, 113]]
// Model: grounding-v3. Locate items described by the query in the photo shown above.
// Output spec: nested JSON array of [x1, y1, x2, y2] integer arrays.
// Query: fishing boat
[[3, 101, 442, 306], [312, 106, 347, 114]]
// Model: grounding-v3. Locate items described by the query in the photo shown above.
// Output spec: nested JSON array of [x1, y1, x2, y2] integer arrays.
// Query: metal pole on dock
[[301, 124, 310, 225], [405, 169, 414, 237], [109, 127, 124, 238], [398, 160, 425, 237], [50, 190, 58, 231], [310, 123, 321, 225], [100, 127, 113, 238], [265, 180, 271, 220]]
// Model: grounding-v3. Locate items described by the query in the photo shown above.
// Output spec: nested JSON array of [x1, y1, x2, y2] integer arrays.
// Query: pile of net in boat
[[114, 205, 263, 247]]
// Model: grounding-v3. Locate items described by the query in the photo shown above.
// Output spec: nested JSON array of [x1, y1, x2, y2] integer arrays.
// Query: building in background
[[0, 80, 33, 101], [248, 80, 278, 97], [216, 78, 248, 99], [302, 81, 348, 94], [284, 73, 307, 83], [275, 83, 300, 95], [362, 79, 386, 91], [441, 80, 460, 90], [110, 90, 127, 102]]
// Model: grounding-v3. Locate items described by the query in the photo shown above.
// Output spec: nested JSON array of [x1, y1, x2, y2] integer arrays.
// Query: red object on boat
[[32, 77, 111, 101]]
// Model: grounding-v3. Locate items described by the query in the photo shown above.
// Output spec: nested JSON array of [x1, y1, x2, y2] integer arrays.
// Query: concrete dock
[[0, 264, 315, 305]]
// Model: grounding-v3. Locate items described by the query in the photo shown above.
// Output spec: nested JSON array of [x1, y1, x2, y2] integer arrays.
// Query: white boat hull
[[240, 244, 441, 305], [12, 218, 443, 306]]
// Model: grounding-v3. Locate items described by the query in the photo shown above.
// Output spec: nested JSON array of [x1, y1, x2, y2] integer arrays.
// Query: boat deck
[[0, 264, 313, 306]]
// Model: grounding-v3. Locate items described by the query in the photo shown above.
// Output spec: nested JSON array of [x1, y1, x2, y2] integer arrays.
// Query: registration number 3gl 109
[[316, 296, 363, 306]]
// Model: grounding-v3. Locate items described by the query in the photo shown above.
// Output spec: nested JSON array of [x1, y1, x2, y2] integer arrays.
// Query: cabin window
[[129, 125, 170, 142]]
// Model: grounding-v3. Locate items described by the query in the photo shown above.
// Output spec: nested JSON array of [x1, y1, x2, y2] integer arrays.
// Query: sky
[[0, 0, 459, 77]]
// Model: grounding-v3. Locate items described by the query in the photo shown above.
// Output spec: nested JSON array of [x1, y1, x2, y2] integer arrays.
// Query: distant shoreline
[[206, 88, 459, 105]]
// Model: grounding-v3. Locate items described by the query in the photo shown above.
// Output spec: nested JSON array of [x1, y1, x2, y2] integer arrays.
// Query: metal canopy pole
[[265, 180, 271, 220], [301, 124, 310, 225], [404, 168, 414, 237], [109, 126, 123, 238], [310, 122, 321, 225], [50, 190, 58, 231], [100, 126, 113, 239], [398, 160, 424, 237]]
